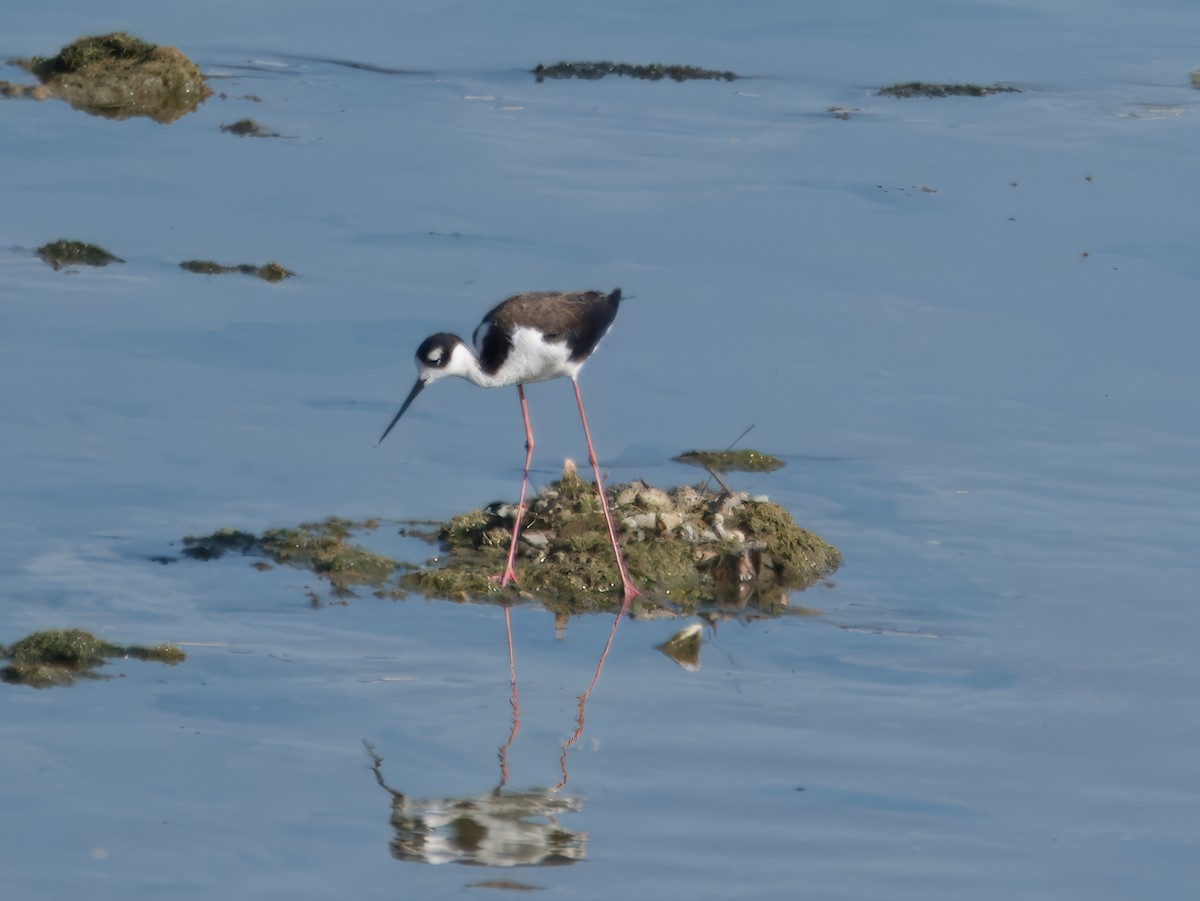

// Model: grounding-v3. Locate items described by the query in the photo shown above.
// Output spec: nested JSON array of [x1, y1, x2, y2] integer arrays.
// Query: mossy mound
[[14, 32, 211, 122], [36, 239, 124, 270], [878, 82, 1020, 98], [534, 61, 738, 82], [2, 628, 185, 688], [179, 472, 841, 617], [403, 463, 840, 616]]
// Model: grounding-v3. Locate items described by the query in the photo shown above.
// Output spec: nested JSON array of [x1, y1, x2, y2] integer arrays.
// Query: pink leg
[[494, 385, 533, 587], [572, 378, 641, 608]]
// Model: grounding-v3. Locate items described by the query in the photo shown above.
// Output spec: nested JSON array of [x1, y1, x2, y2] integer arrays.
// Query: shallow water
[[3, 2, 1199, 899]]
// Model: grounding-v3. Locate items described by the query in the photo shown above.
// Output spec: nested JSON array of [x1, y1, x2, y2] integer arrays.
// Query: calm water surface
[[2, 2, 1198, 899]]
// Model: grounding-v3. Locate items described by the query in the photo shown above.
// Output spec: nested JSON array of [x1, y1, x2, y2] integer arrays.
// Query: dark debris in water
[[878, 82, 1021, 98], [219, 118, 280, 138], [11, 31, 211, 123], [36, 239, 124, 270], [534, 61, 738, 82], [2, 628, 185, 689], [180, 260, 294, 282]]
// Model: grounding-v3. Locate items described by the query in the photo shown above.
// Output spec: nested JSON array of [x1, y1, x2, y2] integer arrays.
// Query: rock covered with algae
[[11, 32, 211, 122], [1, 628, 185, 688]]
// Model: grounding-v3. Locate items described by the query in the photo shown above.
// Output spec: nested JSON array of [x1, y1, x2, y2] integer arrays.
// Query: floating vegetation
[[36, 239, 124, 270], [534, 61, 738, 83], [219, 118, 280, 138], [878, 82, 1021, 98], [179, 260, 294, 282], [11, 32, 211, 122], [179, 526, 260, 560], [1, 628, 185, 689], [183, 518, 399, 597], [674, 449, 785, 473]]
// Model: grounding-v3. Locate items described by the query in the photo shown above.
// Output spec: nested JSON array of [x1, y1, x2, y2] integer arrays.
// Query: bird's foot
[[619, 579, 642, 610], [491, 566, 520, 588]]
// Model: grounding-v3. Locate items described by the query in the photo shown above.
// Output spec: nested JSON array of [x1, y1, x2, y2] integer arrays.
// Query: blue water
[[3, 2, 1199, 899]]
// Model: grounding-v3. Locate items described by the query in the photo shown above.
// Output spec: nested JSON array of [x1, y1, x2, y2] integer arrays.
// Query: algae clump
[[180, 260, 294, 282], [36, 239, 124, 270], [2, 628, 185, 688], [534, 61, 738, 82], [14, 32, 211, 122], [184, 518, 398, 597], [674, 449, 785, 473], [878, 82, 1021, 98]]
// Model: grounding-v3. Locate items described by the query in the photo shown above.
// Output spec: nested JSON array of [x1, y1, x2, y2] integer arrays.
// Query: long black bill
[[376, 378, 425, 446]]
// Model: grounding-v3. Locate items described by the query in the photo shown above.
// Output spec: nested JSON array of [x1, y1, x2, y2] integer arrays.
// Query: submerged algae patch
[[674, 449, 785, 473], [261, 519, 397, 593], [534, 61, 738, 82], [878, 82, 1021, 98], [183, 518, 399, 597], [2, 628, 185, 688], [180, 260, 294, 282], [219, 118, 281, 138]]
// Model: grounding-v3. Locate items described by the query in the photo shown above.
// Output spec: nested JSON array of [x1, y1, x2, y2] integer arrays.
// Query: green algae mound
[[403, 464, 840, 616], [180, 470, 841, 618], [36, 239, 124, 270], [13, 32, 211, 122]]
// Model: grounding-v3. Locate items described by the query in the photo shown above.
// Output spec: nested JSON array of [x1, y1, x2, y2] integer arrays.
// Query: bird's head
[[376, 334, 470, 446]]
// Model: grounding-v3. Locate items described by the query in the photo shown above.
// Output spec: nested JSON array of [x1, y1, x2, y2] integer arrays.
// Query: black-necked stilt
[[377, 288, 641, 608]]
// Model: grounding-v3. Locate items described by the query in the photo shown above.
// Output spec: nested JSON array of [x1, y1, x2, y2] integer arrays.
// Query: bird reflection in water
[[363, 602, 629, 867]]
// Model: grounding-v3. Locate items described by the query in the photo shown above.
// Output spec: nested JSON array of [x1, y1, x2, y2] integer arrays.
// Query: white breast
[[480, 325, 582, 387]]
